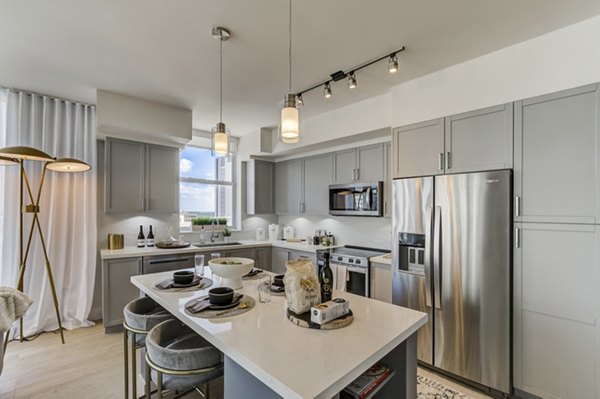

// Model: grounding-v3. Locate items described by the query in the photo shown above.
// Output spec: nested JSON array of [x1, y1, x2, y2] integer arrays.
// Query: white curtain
[[0, 89, 97, 338]]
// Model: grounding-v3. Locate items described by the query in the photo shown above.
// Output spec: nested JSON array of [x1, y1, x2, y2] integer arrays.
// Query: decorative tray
[[155, 240, 191, 249], [286, 308, 353, 330]]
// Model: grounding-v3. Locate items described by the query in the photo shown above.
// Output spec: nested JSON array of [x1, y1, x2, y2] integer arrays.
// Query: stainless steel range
[[317, 245, 388, 297]]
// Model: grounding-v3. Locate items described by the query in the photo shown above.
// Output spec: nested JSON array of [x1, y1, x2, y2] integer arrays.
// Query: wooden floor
[[0, 323, 490, 399], [0, 323, 222, 399]]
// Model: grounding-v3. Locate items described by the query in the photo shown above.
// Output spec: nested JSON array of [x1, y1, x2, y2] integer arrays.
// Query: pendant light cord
[[220, 35, 223, 123], [288, 0, 292, 93]]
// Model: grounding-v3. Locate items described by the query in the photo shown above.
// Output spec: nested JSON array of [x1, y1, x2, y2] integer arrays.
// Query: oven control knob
[[337, 256, 343, 261], [349, 258, 354, 263], [355, 259, 361, 265]]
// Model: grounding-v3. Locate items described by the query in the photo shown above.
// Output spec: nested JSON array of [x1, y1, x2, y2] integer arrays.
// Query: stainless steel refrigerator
[[392, 170, 511, 394]]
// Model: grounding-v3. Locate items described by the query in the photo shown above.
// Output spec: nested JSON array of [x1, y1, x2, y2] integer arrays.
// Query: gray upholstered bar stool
[[123, 297, 173, 399], [145, 319, 224, 398]]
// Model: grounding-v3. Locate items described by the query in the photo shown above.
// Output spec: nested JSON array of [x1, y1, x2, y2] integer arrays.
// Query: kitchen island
[[131, 269, 427, 399]]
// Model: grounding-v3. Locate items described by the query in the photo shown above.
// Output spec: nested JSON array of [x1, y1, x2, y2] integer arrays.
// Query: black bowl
[[173, 270, 194, 285], [209, 287, 234, 305], [273, 274, 285, 287]]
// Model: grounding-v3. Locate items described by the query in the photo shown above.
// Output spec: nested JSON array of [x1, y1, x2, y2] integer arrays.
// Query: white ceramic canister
[[256, 227, 266, 241], [268, 224, 280, 241], [283, 225, 295, 240]]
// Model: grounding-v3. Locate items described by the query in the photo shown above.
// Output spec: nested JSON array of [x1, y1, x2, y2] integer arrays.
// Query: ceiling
[[1, 1, 599, 137]]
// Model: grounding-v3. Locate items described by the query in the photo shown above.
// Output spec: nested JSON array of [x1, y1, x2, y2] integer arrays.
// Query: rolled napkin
[[270, 284, 285, 293], [186, 293, 243, 314], [155, 276, 201, 290]]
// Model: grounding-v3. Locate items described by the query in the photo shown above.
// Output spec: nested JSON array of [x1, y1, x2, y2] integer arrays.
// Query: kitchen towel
[[333, 264, 348, 292]]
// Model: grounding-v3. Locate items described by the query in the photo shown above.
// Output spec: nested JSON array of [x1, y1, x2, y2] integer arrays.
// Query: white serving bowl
[[208, 257, 254, 289]]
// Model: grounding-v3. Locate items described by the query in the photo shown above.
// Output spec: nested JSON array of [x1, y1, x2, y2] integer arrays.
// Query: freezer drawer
[[395, 271, 433, 364]]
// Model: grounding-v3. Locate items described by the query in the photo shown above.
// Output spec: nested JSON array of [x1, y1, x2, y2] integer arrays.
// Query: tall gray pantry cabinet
[[513, 83, 600, 399]]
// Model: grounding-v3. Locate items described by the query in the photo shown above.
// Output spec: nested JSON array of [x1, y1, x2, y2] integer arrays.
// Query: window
[[179, 146, 235, 230]]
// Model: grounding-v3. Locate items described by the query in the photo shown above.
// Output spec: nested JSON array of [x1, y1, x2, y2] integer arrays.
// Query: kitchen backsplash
[[278, 215, 392, 250]]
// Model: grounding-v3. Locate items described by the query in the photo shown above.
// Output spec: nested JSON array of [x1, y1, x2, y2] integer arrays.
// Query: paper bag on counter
[[284, 259, 320, 314]]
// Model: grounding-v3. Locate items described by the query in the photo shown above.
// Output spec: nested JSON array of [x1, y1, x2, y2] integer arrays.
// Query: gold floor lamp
[[0, 146, 91, 346]]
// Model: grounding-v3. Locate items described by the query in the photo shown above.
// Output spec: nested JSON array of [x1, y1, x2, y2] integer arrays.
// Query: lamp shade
[[212, 122, 230, 157], [46, 158, 91, 173], [280, 94, 300, 144], [0, 146, 54, 162], [0, 156, 18, 166]]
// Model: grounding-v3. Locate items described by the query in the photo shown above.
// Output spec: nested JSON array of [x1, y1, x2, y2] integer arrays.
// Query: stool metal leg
[[131, 332, 137, 398], [157, 371, 163, 399], [145, 361, 151, 398], [124, 329, 129, 399]]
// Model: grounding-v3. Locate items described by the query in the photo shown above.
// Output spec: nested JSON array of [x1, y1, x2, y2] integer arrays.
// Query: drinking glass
[[258, 275, 272, 303], [194, 254, 205, 277]]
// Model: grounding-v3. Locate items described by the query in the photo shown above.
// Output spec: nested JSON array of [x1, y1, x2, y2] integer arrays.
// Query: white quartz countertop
[[100, 239, 337, 260], [131, 268, 427, 399], [370, 253, 392, 265]]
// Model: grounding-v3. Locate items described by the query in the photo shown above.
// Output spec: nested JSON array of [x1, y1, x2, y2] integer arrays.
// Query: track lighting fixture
[[324, 83, 332, 98], [388, 53, 399, 73], [348, 72, 357, 89], [288, 46, 405, 111]]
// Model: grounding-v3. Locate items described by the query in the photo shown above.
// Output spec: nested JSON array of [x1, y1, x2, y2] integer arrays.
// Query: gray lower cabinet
[[514, 84, 600, 224], [255, 247, 272, 271], [275, 159, 303, 215], [105, 137, 179, 214], [246, 160, 275, 215], [370, 262, 392, 303], [444, 103, 513, 174], [514, 223, 598, 399], [303, 153, 333, 216], [227, 247, 257, 259], [273, 248, 291, 274], [102, 257, 142, 333]]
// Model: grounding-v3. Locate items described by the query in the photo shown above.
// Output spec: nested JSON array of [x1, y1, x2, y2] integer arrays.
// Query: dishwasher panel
[[142, 254, 195, 274]]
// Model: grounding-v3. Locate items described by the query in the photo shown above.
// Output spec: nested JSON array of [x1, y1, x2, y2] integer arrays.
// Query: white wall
[[391, 14, 600, 126]]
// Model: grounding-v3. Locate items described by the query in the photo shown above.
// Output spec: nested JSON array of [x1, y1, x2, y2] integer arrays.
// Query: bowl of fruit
[[208, 257, 254, 289]]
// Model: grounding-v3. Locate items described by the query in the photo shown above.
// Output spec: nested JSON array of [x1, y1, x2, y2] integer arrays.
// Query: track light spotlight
[[388, 53, 399, 73], [348, 73, 357, 89], [296, 93, 303, 107], [324, 83, 332, 98]]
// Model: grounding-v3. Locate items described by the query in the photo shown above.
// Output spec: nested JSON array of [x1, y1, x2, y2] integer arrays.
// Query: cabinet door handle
[[298, 202, 302, 213], [446, 152, 451, 169], [439, 153, 444, 171], [140, 197, 145, 210], [355, 168, 360, 181], [515, 227, 521, 248], [515, 196, 521, 217]]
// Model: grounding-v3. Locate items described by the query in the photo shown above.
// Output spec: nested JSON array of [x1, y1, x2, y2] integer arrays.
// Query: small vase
[[224, 236, 231, 242]]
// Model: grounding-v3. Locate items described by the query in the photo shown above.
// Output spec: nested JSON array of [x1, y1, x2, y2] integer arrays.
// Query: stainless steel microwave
[[329, 181, 383, 216]]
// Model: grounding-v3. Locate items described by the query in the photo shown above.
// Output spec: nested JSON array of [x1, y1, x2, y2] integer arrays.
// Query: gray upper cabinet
[[356, 144, 385, 182], [275, 159, 303, 215], [334, 144, 385, 183], [444, 103, 513, 174], [303, 153, 333, 216], [105, 137, 179, 214], [333, 148, 357, 183], [105, 138, 145, 212], [514, 84, 600, 224], [392, 118, 445, 178], [145, 144, 179, 213], [246, 160, 275, 215]]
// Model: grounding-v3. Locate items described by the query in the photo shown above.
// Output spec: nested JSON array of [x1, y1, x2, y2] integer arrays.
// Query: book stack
[[341, 362, 393, 399]]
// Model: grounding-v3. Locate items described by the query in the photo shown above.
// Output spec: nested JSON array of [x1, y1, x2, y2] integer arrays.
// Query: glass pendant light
[[211, 27, 231, 157], [280, 0, 300, 144]]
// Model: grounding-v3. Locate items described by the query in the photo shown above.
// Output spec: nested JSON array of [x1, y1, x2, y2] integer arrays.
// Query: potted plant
[[191, 216, 212, 232], [223, 227, 232, 242]]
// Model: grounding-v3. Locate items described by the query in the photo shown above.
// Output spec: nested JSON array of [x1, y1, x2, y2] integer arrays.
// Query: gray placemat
[[184, 295, 256, 319], [154, 277, 214, 292]]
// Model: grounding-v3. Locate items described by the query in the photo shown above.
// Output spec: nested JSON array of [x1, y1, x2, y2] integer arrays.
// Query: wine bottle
[[319, 251, 333, 302], [137, 225, 145, 248], [147, 225, 155, 247]]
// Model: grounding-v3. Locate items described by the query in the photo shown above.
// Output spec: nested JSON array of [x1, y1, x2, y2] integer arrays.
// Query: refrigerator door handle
[[433, 205, 442, 310], [424, 206, 433, 308]]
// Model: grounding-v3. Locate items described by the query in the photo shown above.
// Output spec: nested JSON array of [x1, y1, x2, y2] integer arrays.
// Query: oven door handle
[[346, 266, 367, 274]]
